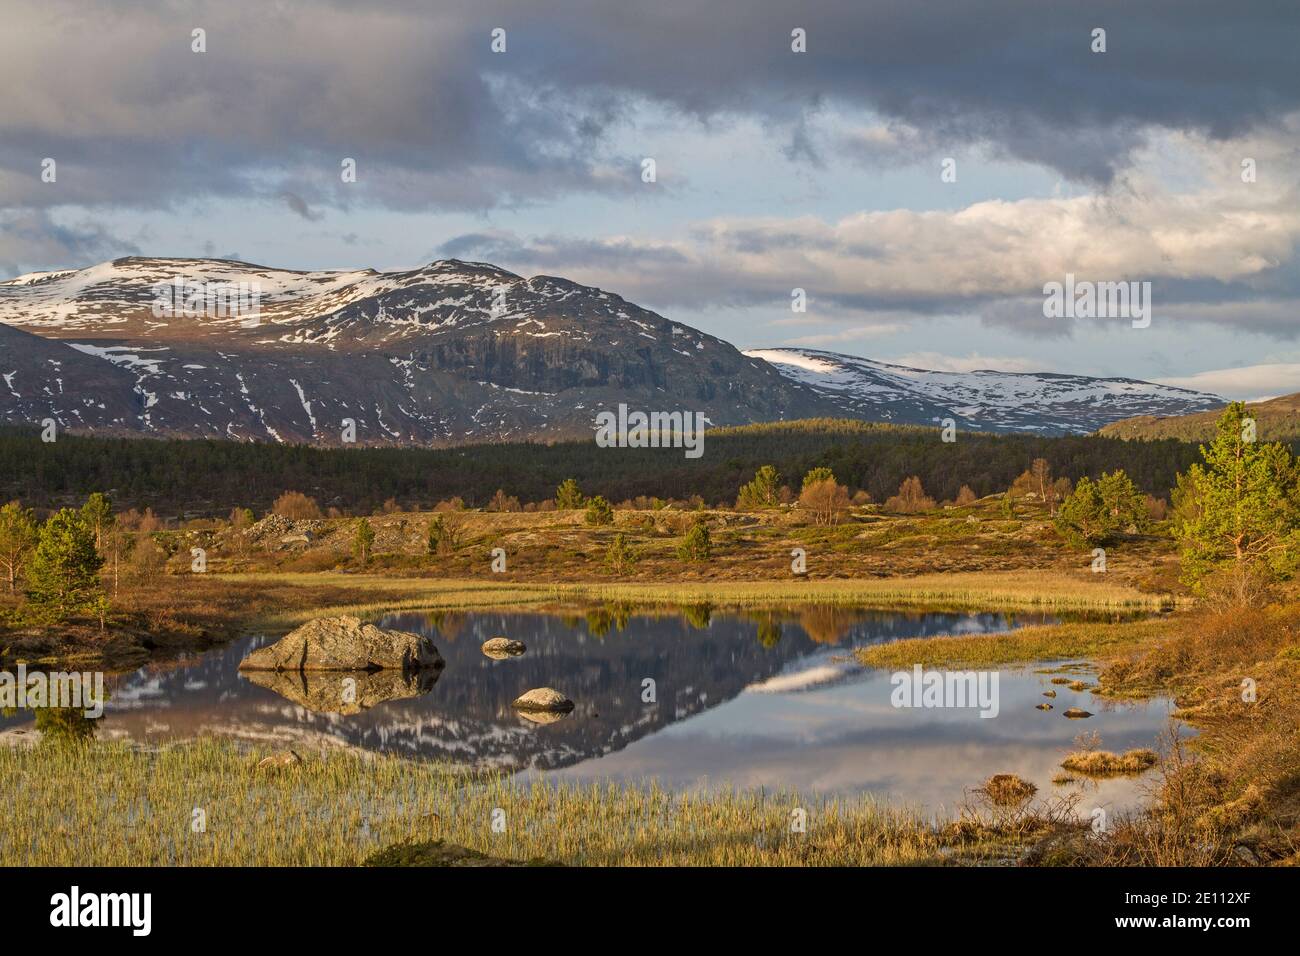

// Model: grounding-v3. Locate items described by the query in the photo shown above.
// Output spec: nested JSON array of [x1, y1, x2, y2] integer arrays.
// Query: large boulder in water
[[239, 616, 444, 672]]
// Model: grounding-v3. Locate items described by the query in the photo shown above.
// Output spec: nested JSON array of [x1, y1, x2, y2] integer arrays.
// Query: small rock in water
[[482, 637, 527, 659], [512, 687, 575, 715], [1042, 690, 1057, 698], [1036, 702, 1053, 711], [1063, 708, 1094, 719]]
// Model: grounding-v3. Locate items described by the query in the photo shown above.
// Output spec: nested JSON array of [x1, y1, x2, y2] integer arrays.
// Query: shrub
[[799, 477, 850, 525], [884, 476, 936, 513], [426, 515, 462, 556], [488, 489, 521, 512], [604, 533, 638, 574], [272, 491, 322, 520], [584, 496, 614, 526], [676, 517, 711, 562]]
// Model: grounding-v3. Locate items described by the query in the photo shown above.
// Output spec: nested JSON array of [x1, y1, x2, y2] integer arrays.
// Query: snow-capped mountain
[[0, 256, 828, 443], [746, 347, 1225, 435], [0, 256, 1225, 443]]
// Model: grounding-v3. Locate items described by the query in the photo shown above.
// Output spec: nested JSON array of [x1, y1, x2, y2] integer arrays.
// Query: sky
[[1, 0, 1297, 399]]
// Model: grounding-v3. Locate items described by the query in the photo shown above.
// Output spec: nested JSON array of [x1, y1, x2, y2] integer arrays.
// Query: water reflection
[[0, 606, 1182, 815]]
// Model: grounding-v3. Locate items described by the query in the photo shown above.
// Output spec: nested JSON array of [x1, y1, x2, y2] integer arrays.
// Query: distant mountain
[[0, 256, 1225, 444], [1098, 391, 1300, 444], [747, 347, 1225, 435]]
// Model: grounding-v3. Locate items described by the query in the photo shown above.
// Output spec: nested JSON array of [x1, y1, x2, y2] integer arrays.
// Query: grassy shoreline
[[243, 569, 1178, 628]]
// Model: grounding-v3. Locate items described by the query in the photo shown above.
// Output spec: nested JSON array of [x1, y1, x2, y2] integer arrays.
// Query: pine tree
[[1055, 470, 1146, 548], [1173, 402, 1300, 602], [353, 517, 375, 565], [584, 495, 614, 526], [555, 478, 585, 510], [25, 508, 106, 622], [677, 517, 712, 562], [737, 465, 781, 509]]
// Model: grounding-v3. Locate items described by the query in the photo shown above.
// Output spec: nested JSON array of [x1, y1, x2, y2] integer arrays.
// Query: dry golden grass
[[1060, 749, 1158, 777], [855, 615, 1176, 669]]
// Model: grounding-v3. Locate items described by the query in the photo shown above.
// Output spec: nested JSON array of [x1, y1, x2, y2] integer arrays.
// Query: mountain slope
[[1098, 392, 1300, 443], [746, 347, 1225, 435], [0, 257, 831, 444], [0, 256, 1227, 444]]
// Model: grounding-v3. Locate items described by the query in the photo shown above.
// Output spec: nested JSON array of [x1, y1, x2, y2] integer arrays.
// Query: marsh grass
[[244, 571, 1176, 630], [1, 739, 972, 867], [1060, 749, 1158, 777], [854, 615, 1176, 669]]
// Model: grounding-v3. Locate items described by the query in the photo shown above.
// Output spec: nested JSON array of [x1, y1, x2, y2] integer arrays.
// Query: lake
[[2, 605, 1184, 817]]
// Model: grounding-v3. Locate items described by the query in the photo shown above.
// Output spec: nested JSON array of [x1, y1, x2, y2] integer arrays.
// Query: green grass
[[1, 739, 975, 867]]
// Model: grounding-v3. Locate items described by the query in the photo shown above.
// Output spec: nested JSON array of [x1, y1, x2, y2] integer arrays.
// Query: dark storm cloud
[[1, 0, 1295, 212]]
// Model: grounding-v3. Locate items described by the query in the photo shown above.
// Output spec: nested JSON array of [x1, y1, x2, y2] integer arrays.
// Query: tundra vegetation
[[1, 407, 1298, 865]]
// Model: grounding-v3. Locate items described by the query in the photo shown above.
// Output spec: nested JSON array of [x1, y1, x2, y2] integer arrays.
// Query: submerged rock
[[238, 616, 444, 672], [481, 637, 527, 659], [242, 667, 441, 714]]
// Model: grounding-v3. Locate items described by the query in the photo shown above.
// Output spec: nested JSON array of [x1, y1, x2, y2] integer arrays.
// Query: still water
[[4, 606, 1183, 816]]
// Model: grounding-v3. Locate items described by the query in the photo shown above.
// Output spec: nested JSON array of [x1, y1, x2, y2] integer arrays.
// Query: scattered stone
[[481, 637, 527, 659], [1063, 708, 1094, 719], [239, 616, 444, 672], [1042, 690, 1057, 698], [1035, 702, 1053, 710]]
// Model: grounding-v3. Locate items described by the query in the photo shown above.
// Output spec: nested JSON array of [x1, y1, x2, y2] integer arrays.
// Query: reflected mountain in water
[[3, 607, 1043, 773]]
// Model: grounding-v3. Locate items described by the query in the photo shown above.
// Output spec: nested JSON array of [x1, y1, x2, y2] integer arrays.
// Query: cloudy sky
[[2, 0, 1297, 398]]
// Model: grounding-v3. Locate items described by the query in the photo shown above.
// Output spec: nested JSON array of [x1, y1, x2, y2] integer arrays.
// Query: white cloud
[[1154, 364, 1300, 402]]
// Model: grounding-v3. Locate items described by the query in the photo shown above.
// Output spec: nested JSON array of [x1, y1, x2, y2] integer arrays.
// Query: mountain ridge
[[1, 256, 1225, 445]]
